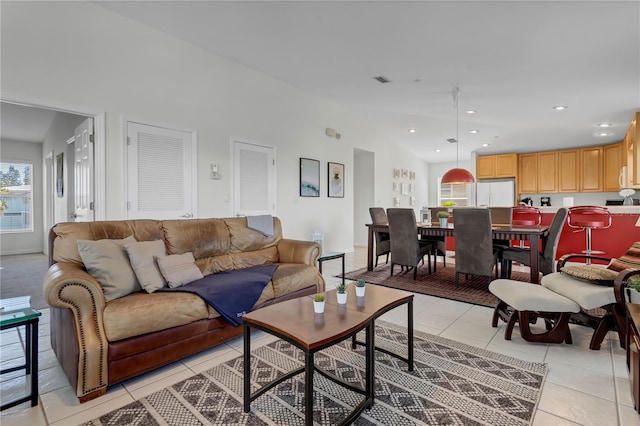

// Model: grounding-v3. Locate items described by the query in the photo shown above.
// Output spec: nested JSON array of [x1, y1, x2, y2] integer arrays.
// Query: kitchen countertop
[[536, 206, 640, 214]]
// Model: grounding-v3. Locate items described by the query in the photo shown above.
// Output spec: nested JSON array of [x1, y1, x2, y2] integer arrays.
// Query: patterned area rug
[[343, 264, 532, 308], [84, 322, 547, 426]]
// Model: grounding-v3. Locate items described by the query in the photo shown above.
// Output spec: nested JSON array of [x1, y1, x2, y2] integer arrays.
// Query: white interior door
[[126, 121, 196, 219], [232, 140, 276, 217], [72, 118, 94, 222]]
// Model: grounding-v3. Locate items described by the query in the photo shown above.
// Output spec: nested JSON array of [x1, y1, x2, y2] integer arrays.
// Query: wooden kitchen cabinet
[[558, 149, 580, 192], [603, 143, 622, 192], [537, 151, 558, 193], [629, 112, 640, 188], [518, 153, 537, 194], [476, 154, 517, 179], [580, 146, 603, 192]]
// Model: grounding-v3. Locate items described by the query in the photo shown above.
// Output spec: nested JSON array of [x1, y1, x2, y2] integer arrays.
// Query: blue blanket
[[159, 264, 277, 326]]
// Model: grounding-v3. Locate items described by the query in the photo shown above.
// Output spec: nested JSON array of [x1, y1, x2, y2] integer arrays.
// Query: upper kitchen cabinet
[[476, 154, 517, 179], [603, 143, 622, 192], [537, 151, 558, 193], [518, 153, 537, 194], [627, 112, 640, 188], [558, 149, 580, 192], [580, 146, 603, 192]]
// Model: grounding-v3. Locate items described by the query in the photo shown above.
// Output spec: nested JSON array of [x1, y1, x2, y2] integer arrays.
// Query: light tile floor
[[1, 247, 639, 425]]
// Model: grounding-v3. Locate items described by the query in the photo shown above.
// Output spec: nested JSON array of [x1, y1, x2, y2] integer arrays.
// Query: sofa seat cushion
[[271, 263, 320, 298], [104, 292, 215, 342], [541, 272, 616, 310]]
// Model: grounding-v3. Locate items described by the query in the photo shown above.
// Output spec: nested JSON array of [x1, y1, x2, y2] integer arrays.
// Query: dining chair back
[[369, 207, 390, 267], [512, 206, 542, 226], [453, 208, 500, 287], [387, 208, 433, 280], [502, 207, 568, 278]]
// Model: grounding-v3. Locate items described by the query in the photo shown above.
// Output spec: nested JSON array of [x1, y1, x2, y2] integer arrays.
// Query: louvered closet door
[[233, 140, 276, 216], [126, 122, 196, 219]]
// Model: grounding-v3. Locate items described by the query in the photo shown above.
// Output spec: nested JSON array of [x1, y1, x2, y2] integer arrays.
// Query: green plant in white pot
[[437, 210, 450, 227], [355, 279, 366, 297], [313, 293, 326, 313], [626, 275, 640, 304], [336, 281, 347, 304]]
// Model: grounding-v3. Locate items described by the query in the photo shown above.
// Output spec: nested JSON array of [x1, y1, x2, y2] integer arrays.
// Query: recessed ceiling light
[[465, 110, 476, 114], [482, 143, 490, 147], [597, 123, 612, 128], [408, 128, 416, 133], [435, 149, 441, 153], [469, 129, 479, 134], [552, 105, 568, 111]]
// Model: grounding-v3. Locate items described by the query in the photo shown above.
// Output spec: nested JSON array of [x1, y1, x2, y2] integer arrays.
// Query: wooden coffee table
[[242, 284, 413, 425]]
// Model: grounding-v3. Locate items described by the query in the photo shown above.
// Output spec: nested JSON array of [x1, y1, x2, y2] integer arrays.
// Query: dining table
[[366, 222, 551, 284]]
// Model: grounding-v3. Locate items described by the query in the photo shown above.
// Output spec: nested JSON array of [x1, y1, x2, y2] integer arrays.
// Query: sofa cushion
[[560, 264, 618, 286], [77, 236, 141, 302], [271, 263, 321, 298], [541, 272, 616, 309], [103, 292, 214, 342], [157, 252, 203, 288], [162, 219, 230, 258], [608, 241, 640, 272], [125, 240, 167, 293]]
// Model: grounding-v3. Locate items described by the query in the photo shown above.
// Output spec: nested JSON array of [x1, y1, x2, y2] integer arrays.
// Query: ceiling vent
[[373, 76, 391, 84], [446, 138, 458, 143]]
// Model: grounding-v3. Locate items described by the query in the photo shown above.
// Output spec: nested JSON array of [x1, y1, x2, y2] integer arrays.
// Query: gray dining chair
[[369, 207, 390, 267], [387, 208, 434, 280], [453, 208, 501, 287], [501, 207, 568, 279]]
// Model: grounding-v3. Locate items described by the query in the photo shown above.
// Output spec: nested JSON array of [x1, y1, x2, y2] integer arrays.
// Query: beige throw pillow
[[560, 264, 618, 286], [77, 236, 141, 301], [157, 252, 203, 288], [125, 240, 167, 293]]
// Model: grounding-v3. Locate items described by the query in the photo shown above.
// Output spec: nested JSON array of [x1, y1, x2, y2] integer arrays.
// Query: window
[[0, 161, 33, 232], [437, 177, 469, 207]]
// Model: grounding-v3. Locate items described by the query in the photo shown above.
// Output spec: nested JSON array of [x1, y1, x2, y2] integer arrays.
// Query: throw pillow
[[157, 252, 204, 288], [125, 240, 167, 293], [560, 264, 619, 286], [607, 241, 640, 272], [77, 236, 141, 302]]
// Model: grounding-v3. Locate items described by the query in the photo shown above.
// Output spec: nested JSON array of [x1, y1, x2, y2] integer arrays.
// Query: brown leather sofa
[[43, 217, 324, 402]]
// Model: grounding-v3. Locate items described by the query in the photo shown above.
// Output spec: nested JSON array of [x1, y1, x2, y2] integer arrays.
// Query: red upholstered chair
[[512, 206, 542, 226], [567, 206, 612, 265]]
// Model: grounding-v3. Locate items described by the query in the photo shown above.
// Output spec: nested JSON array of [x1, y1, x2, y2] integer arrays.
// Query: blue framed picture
[[300, 158, 320, 197]]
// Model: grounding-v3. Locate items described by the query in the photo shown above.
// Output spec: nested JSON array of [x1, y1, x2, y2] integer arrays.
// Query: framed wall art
[[56, 153, 64, 197], [300, 158, 320, 197], [393, 168, 401, 179], [328, 162, 344, 198]]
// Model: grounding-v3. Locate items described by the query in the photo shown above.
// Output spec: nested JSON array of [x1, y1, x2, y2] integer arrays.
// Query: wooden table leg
[[367, 226, 374, 271], [529, 234, 540, 283]]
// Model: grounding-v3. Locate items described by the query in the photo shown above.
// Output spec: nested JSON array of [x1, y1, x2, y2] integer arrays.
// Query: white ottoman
[[489, 279, 580, 344]]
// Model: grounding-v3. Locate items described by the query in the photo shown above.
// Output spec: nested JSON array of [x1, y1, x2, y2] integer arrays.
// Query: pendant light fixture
[[441, 86, 475, 184]]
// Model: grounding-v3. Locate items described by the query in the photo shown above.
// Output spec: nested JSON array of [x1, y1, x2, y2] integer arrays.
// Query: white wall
[[0, 140, 43, 254], [1, 1, 427, 252]]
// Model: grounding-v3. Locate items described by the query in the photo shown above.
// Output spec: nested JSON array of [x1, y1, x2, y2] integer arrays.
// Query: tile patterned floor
[[1, 247, 639, 425]]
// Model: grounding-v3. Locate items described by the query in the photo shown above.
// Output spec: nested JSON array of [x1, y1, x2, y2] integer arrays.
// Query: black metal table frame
[[243, 320, 374, 426], [1, 316, 39, 410], [318, 251, 345, 286]]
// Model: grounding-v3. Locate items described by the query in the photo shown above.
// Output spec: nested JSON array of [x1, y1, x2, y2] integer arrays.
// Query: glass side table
[[318, 251, 345, 286], [1, 296, 41, 410]]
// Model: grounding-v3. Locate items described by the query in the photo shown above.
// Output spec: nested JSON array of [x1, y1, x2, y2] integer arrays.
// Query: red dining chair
[[512, 206, 542, 248], [567, 206, 612, 265]]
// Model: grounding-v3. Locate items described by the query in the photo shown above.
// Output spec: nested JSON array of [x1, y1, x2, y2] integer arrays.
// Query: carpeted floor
[[83, 321, 547, 426], [343, 263, 532, 308], [0, 253, 49, 310]]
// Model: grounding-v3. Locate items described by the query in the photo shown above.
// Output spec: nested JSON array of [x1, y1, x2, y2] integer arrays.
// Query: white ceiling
[[1, 103, 58, 143]]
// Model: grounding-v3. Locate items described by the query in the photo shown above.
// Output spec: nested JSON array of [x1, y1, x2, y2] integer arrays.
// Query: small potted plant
[[437, 210, 450, 227], [336, 281, 347, 304], [313, 293, 326, 313], [626, 275, 640, 304], [355, 279, 366, 297]]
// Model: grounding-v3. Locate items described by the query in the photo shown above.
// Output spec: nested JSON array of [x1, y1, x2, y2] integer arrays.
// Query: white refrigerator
[[476, 180, 515, 207]]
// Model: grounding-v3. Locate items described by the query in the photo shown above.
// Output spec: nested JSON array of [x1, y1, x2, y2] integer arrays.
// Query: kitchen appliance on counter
[[541, 197, 551, 206], [520, 197, 533, 206], [606, 198, 640, 206]]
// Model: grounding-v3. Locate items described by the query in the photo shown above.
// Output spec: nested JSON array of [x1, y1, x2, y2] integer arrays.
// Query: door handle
[[180, 213, 193, 218]]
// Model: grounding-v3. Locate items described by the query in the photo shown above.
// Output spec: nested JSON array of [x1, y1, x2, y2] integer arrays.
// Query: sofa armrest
[[43, 262, 109, 400], [556, 253, 612, 271], [277, 239, 322, 266]]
